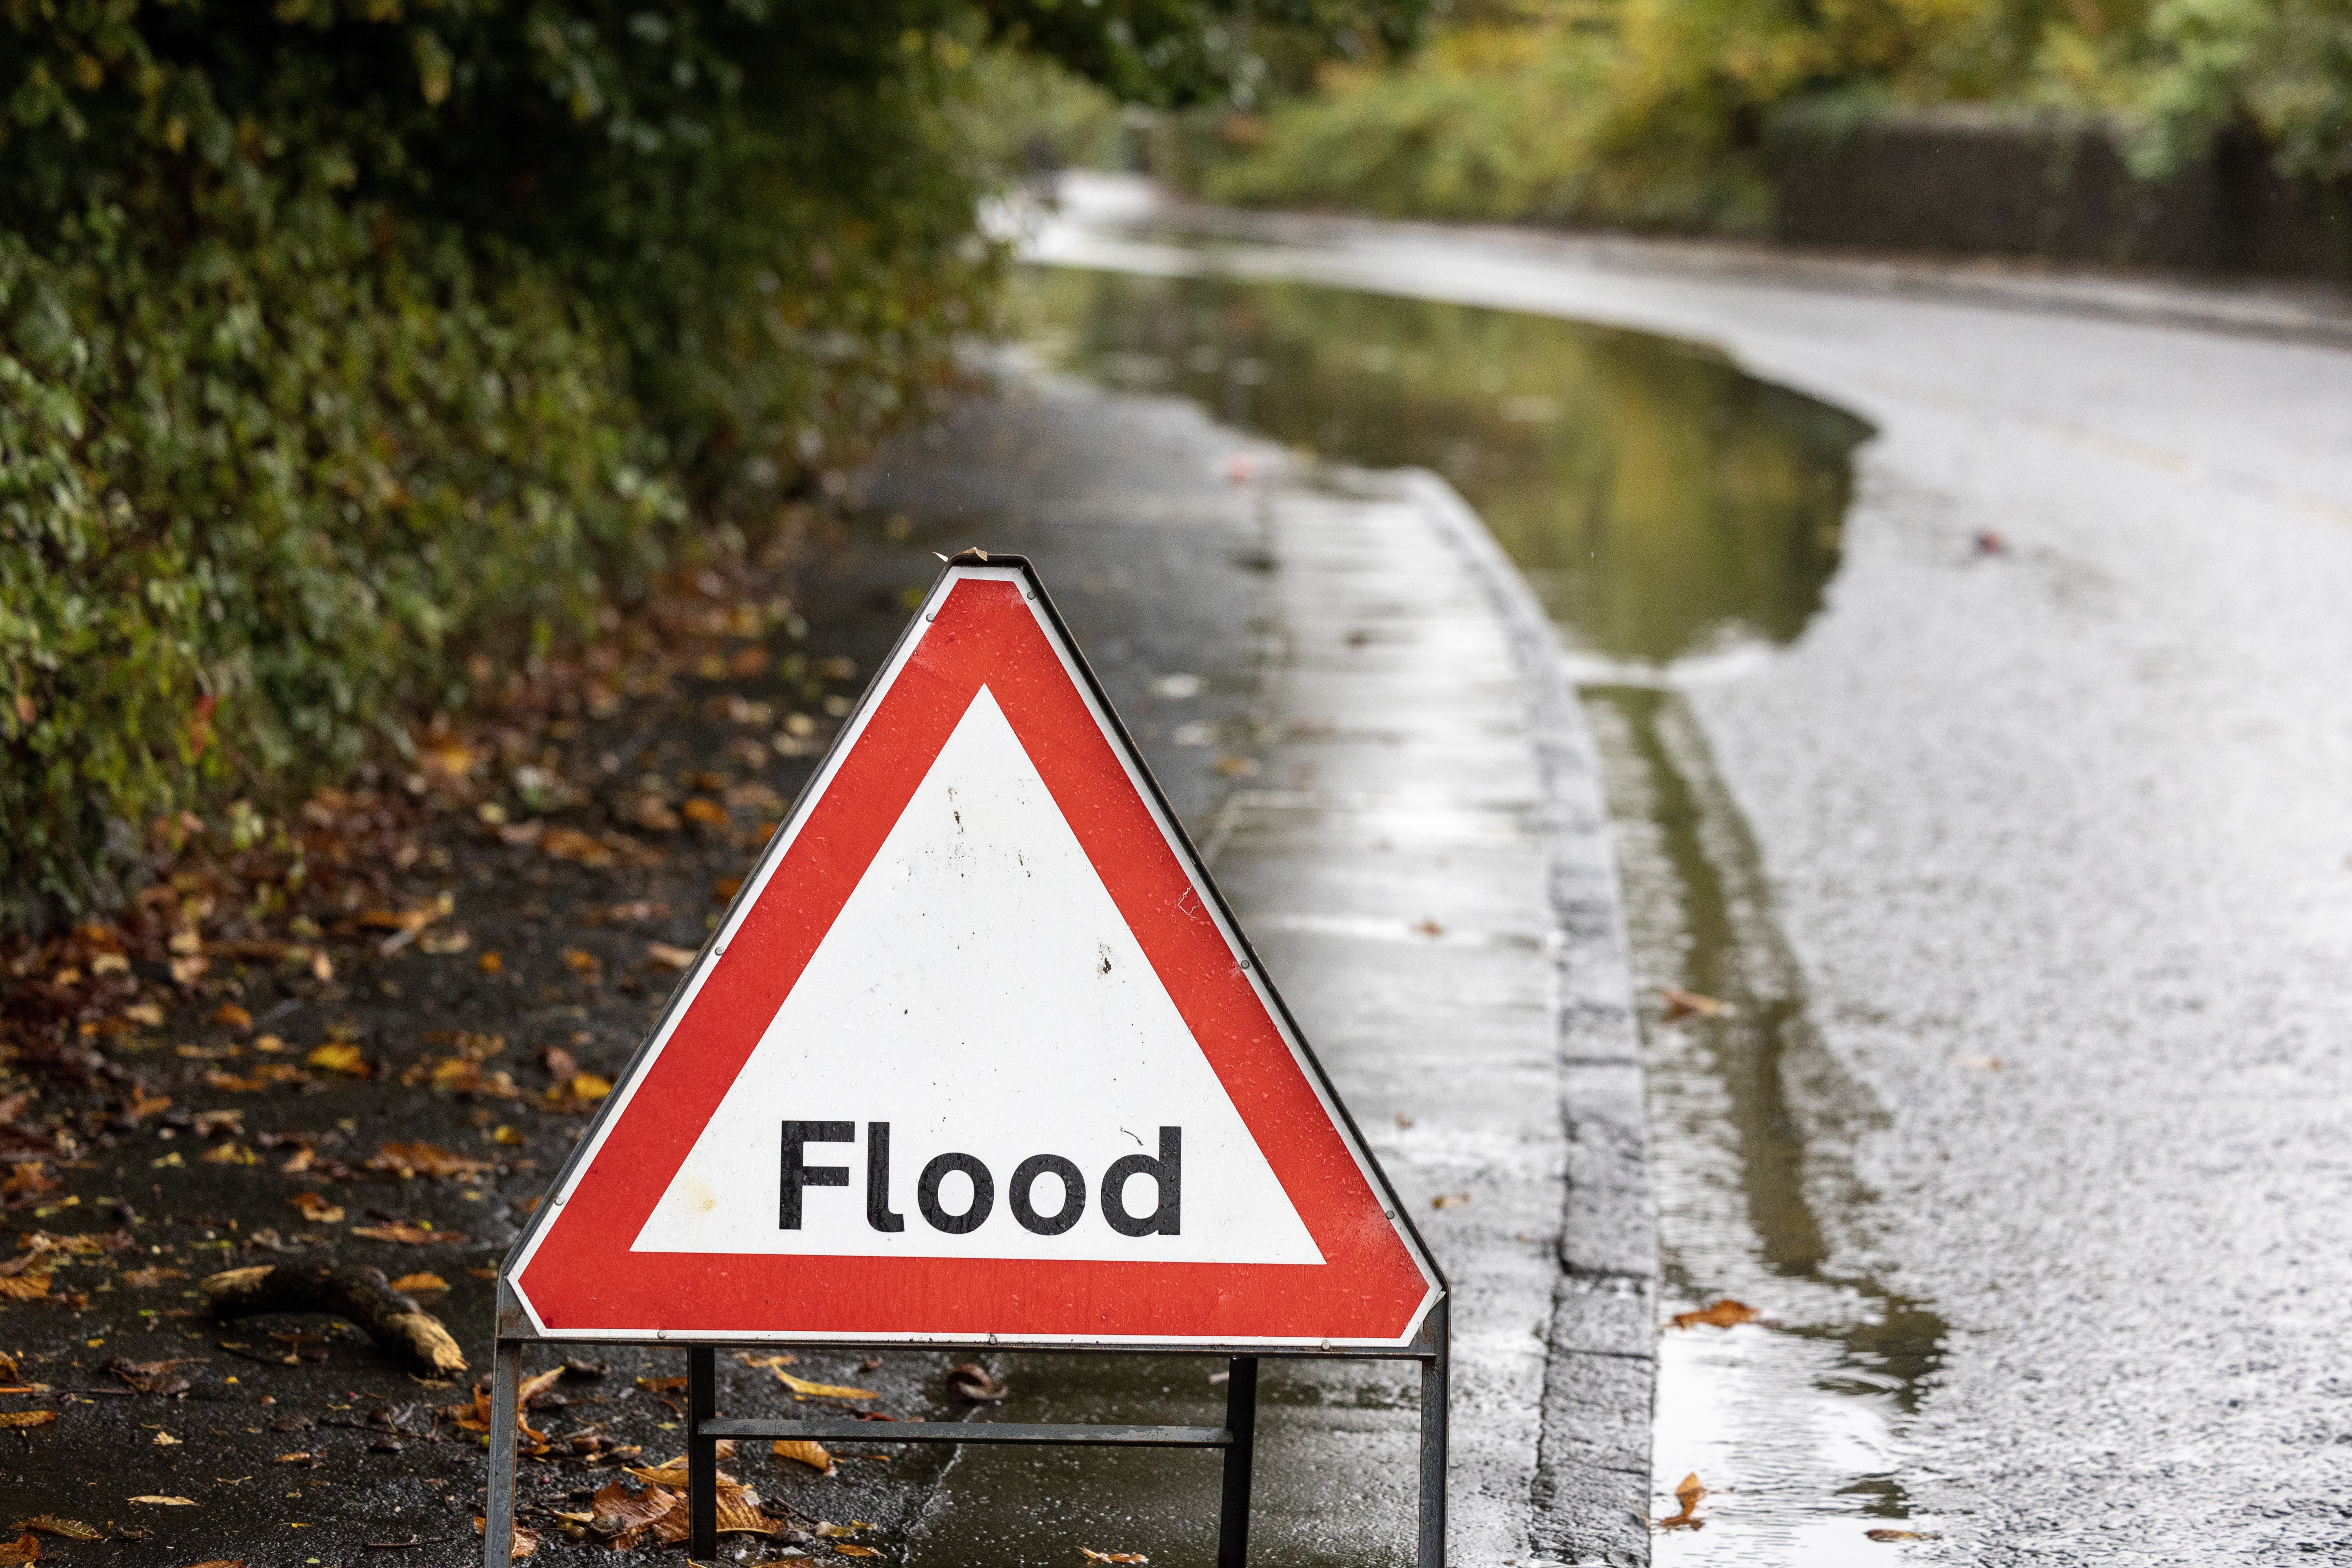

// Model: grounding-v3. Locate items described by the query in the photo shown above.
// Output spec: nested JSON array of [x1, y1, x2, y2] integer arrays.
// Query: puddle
[[1011, 265, 1867, 668], [1016, 263, 1947, 1562]]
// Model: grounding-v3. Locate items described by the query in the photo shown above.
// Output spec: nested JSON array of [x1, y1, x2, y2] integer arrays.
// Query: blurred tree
[[0, 0, 1422, 927]]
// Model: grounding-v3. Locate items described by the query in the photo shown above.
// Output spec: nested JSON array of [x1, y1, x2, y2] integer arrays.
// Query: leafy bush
[[1201, 0, 2352, 228], [0, 1, 1416, 929]]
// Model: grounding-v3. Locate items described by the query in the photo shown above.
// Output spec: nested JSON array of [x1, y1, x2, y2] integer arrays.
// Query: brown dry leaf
[[773, 1439, 836, 1475], [119, 1266, 185, 1289], [0, 1276, 51, 1303], [541, 827, 617, 868], [681, 797, 728, 826], [813, 1523, 877, 1539], [1866, 1529, 1944, 1542], [713, 1490, 775, 1537], [471, 1518, 540, 1559], [10, 1518, 98, 1541], [128, 1495, 196, 1506], [1079, 1553, 1149, 1564], [516, 1366, 567, 1409], [777, 1371, 878, 1401], [288, 1192, 345, 1225], [833, 1547, 881, 1560], [1430, 1193, 1471, 1209], [645, 941, 698, 969], [1659, 987, 1731, 1021], [305, 1042, 370, 1077], [1671, 1299, 1762, 1331], [0, 1412, 55, 1430], [277, 1452, 313, 1463], [211, 1003, 254, 1031], [737, 1353, 798, 1369], [0, 1352, 15, 1380], [1655, 1472, 1706, 1532], [944, 1363, 1005, 1404], [389, 1272, 449, 1294], [478, 950, 505, 975], [0, 1532, 34, 1567], [635, 1375, 689, 1394], [560, 947, 602, 975], [370, 1141, 494, 1179], [107, 1356, 201, 1395], [586, 1478, 676, 1537], [349, 1223, 466, 1245]]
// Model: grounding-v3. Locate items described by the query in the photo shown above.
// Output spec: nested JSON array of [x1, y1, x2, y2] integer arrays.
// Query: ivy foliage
[[0, 0, 1419, 929]]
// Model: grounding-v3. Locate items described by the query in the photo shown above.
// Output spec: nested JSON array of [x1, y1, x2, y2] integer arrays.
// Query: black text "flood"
[[779, 1121, 1181, 1237]]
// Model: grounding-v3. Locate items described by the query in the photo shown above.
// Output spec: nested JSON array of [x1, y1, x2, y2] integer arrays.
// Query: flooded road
[[1013, 264, 1949, 1562]]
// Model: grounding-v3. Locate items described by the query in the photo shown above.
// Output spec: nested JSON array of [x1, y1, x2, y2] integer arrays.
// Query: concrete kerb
[[1397, 470, 1659, 1567]]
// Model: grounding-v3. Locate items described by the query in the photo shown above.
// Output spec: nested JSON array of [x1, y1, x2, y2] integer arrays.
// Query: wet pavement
[[1029, 174, 2352, 1564], [858, 370, 1642, 1566]]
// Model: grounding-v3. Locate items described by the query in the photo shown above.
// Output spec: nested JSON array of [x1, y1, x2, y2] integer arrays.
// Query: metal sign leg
[[484, 1339, 521, 1568], [1418, 1299, 1450, 1568], [1215, 1356, 1259, 1568], [688, 1346, 719, 1559]]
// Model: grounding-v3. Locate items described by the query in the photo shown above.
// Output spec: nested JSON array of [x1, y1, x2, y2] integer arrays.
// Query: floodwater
[[1014, 263, 1950, 1563]]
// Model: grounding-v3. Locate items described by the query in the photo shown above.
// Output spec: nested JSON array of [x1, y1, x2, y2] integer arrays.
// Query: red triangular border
[[506, 564, 1440, 1345]]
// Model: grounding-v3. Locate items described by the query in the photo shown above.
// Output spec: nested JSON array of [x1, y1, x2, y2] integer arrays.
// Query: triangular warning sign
[[506, 559, 1442, 1348]]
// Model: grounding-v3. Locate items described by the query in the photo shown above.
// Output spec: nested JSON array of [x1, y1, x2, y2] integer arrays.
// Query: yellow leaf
[[0, 1411, 56, 1428], [305, 1042, 370, 1077], [772, 1439, 835, 1474], [128, 1495, 197, 1505], [389, 1272, 448, 1294], [568, 1073, 612, 1101], [776, 1371, 877, 1401]]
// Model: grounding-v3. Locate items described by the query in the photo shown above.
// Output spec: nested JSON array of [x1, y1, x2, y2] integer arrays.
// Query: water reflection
[[1012, 267, 1868, 666]]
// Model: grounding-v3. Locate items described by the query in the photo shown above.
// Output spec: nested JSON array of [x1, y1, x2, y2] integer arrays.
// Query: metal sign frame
[[481, 552, 1450, 1564]]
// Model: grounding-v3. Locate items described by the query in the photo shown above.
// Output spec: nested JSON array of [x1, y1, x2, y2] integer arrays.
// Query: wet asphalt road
[[1034, 177, 2352, 1562]]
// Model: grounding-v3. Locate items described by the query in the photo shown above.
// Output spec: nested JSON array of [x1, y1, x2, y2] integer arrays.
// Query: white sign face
[[633, 687, 1323, 1266]]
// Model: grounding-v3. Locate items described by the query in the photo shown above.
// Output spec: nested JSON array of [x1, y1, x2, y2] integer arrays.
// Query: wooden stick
[[200, 1263, 466, 1376]]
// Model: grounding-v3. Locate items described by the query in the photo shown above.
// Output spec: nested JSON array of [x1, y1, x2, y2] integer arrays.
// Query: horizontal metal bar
[[699, 1417, 1233, 1448], [495, 1330, 1439, 1361]]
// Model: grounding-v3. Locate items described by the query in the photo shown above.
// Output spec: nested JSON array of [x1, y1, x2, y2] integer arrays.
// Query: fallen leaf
[[389, 1272, 449, 1294], [566, 1073, 612, 1102], [0, 1532, 34, 1566], [471, 1517, 540, 1558], [1430, 1193, 1471, 1209], [350, 1224, 466, 1245], [1080, 1553, 1149, 1564], [833, 1547, 881, 1560], [211, 1003, 253, 1031], [1660, 987, 1730, 1021], [478, 951, 505, 975], [944, 1363, 1005, 1404], [151, 1430, 180, 1446], [0, 1412, 56, 1429], [681, 797, 728, 826], [813, 1523, 877, 1539], [737, 1353, 798, 1369], [773, 1439, 835, 1475], [9, 1518, 98, 1541], [1655, 1471, 1706, 1532], [1671, 1299, 1762, 1331], [288, 1192, 345, 1225], [561, 947, 602, 975], [541, 826, 617, 867], [109, 1356, 202, 1396], [120, 1267, 185, 1288], [277, 1452, 312, 1463], [777, 1371, 878, 1401], [586, 1478, 675, 1537], [128, 1495, 196, 1506], [305, 1042, 370, 1077], [369, 1141, 494, 1179], [645, 941, 698, 969], [636, 1376, 689, 1394], [1951, 1055, 2005, 1071], [0, 1276, 51, 1303], [1866, 1528, 1944, 1541], [181, 1562, 244, 1568]]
